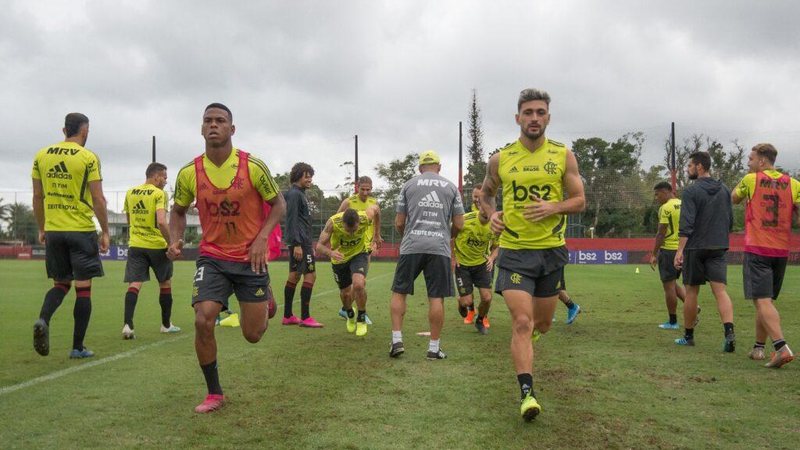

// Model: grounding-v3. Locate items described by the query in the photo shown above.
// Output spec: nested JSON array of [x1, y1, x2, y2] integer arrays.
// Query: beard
[[521, 127, 545, 141], [688, 172, 698, 180]]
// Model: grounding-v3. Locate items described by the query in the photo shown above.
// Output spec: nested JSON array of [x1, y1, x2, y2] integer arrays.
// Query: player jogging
[[480, 89, 586, 421], [316, 206, 380, 336], [168, 103, 285, 413], [121, 162, 180, 339], [452, 184, 498, 335], [31, 112, 109, 359], [732, 143, 798, 368]]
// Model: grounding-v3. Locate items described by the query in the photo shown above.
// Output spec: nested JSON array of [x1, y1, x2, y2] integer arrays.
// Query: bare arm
[[156, 208, 170, 244], [481, 153, 504, 234], [167, 203, 188, 259], [451, 213, 464, 238], [32, 179, 45, 244], [88, 180, 110, 252], [731, 190, 745, 205], [315, 219, 341, 261], [336, 198, 351, 213], [249, 193, 287, 273], [652, 224, 667, 256], [395, 212, 406, 236]]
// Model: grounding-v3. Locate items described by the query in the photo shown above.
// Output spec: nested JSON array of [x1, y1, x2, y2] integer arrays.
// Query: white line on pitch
[[0, 270, 394, 396]]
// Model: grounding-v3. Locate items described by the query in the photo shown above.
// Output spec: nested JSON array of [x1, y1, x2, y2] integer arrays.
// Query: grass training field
[[1, 259, 799, 449]]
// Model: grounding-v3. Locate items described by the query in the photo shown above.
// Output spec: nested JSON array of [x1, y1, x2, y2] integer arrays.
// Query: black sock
[[40, 283, 70, 325], [773, 339, 786, 351], [284, 281, 297, 318], [517, 373, 534, 399], [723, 322, 735, 337], [684, 328, 694, 340], [200, 360, 223, 395], [124, 287, 139, 328], [754, 341, 766, 349], [300, 282, 312, 319], [73, 288, 92, 350], [467, 304, 475, 311], [357, 310, 366, 322], [347, 308, 355, 318], [564, 299, 575, 309], [669, 314, 677, 324], [159, 288, 173, 328]]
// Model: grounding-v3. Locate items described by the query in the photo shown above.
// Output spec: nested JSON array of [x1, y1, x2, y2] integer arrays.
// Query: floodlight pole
[[152, 136, 156, 163], [354, 134, 359, 193], [458, 121, 463, 194], [670, 122, 677, 191]]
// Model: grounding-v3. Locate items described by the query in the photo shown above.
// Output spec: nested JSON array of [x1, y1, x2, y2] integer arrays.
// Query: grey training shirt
[[396, 171, 464, 257]]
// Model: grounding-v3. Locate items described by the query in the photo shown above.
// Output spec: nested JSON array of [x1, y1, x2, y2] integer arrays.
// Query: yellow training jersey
[[173, 148, 279, 207], [31, 141, 102, 232], [330, 210, 372, 264], [454, 211, 497, 266], [498, 139, 567, 249], [346, 194, 378, 248], [658, 198, 681, 251], [124, 183, 168, 249], [734, 170, 800, 203]]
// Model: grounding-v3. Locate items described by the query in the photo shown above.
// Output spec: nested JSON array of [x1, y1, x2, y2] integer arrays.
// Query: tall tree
[[5, 202, 37, 244], [374, 153, 419, 207], [667, 134, 746, 190], [464, 89, 486, 193]]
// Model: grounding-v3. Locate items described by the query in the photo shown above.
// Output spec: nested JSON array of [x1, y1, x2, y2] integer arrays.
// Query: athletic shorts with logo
[[454, 261, 493, 296], [332, 252, 370, 290], [391, 253, 453, 298], [45, 231, 104, 280], [682, 248, 727, 285], [658, 249, 681, 282], [743, 252, 787, 300], [289, 244, 316, 274], [192, 256, 270, 310], [494, 247, 568, 298], [124, 247, 173, 283]]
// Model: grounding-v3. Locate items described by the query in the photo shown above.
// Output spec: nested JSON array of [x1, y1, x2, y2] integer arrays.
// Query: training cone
[[635, 267, 640, 274], [220, 313, 240, 328]]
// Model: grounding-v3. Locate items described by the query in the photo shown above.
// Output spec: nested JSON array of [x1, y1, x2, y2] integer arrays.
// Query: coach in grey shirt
[[389, 150, 465, 361]]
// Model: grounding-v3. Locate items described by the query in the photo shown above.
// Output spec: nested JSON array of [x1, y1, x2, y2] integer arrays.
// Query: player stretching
[[480, 89, 586, 421], [336, 176, 382, 324], [31, 112, 109, 359], [732, 143, 798, 368], [317, 206, 380, 336], [453, 184, 498, 335], [121, 162, 180, 339], [650, 181, 687, 330], [169, 103, 285, 413]]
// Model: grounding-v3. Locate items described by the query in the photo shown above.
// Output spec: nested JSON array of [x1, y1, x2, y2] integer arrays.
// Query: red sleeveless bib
[[195, 150, 266, 262], [745, 171, 793, 257]]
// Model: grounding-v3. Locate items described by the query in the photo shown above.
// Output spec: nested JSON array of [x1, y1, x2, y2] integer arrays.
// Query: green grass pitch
[[1, 260, 798, 449]]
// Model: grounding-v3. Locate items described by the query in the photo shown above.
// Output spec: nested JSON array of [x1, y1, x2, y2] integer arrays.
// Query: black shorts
[[558, 270, 566, 291], [332, 252, 370, 290], [682, 248, 727, 285], [124, 247, 173, 283], [658, 249, 681, 282], [289, 244, 316, 274], [454, 261, 493, 296], [494, 247, 568, 298], [392, 253, 453, 298], [45, 231, 104, 281], [192, 256, 270, 310], [743, 253, 787, 300]]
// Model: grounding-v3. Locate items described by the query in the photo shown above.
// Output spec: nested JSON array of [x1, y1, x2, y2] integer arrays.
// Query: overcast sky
[[2, 0, 799, 210]]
